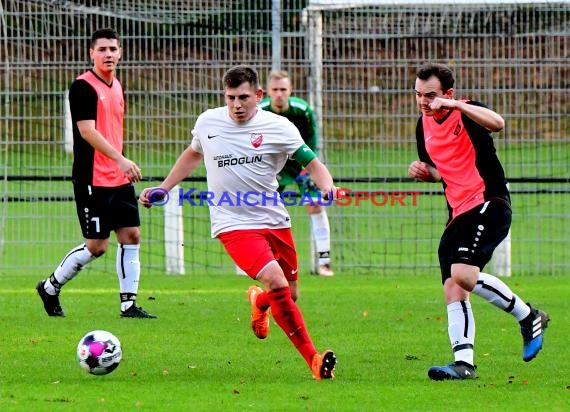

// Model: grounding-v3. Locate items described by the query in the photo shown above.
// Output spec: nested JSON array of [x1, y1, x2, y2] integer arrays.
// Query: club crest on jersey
[[250, 133, 263, 148], [453, 121, 462, 135]]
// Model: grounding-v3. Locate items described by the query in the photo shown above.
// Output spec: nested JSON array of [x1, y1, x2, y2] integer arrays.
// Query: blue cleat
[[428, 361, 477, 381], [520, 304, 549, 362]]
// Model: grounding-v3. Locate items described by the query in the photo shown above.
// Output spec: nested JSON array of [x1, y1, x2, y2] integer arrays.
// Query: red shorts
[[217, 228, 298, 281]]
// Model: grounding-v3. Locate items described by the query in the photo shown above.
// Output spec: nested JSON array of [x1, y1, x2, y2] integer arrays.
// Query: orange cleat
[[311, 350, 337, 380], [247, 286, 270, 339]]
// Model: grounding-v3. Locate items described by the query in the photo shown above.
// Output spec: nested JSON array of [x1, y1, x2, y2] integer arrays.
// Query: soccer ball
[[76, 330, 122, 375]]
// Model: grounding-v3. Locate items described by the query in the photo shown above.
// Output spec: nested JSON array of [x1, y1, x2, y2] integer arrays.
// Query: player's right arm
[[161, 146, 204, 192], [409, 117, 441, 183], [139, 146, 203, 208], [408, 160, 440, 182], [431, 98, 504, 133]]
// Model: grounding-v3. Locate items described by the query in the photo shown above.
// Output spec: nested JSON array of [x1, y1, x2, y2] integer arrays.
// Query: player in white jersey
[[140, 65, 337, 380], [191, 104, 306, 237]]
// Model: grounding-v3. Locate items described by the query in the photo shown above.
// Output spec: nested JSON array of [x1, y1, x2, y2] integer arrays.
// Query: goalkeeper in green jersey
[[259, 70, 334, 277]]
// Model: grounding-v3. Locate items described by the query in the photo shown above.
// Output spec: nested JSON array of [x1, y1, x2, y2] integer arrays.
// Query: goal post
[[491, 231, 512, 277], [164, 185, 185, 275], [64, 90, 73, 154]]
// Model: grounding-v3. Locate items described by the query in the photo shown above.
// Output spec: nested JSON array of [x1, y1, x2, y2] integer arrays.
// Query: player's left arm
[[455, 100, 504, 132], [291, 144, 336, 196], [305, 158, 336, 195], [432, 98, 504, 132]]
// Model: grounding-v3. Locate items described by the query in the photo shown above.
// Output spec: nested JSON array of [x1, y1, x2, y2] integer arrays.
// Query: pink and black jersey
[[70, 69, 128, 187], [415, 100, 510, 222]]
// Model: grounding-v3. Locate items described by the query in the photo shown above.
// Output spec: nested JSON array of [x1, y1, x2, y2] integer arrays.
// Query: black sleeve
[[415, 116, 436, 168], [462, 100, 492, 136], [462, 101, 499, 155], [69, 79, 97, 122], [462, 101, 510, 204]]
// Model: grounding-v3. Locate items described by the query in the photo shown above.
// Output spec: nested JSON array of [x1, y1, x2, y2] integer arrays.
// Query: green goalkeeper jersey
[[259, 96, 319, 178]]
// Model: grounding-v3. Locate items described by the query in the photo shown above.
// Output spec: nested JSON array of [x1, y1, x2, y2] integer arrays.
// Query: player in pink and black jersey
[[408, 62, 549, 380], [36, 28, 156, 319]]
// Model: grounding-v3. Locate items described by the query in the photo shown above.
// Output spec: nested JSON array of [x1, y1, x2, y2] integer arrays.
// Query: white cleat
[[316, 264, 334, 277]]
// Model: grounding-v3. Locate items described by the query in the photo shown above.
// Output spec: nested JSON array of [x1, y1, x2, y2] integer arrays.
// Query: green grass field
[[0, 271, 566, 411], [2, 143, 568, 410]]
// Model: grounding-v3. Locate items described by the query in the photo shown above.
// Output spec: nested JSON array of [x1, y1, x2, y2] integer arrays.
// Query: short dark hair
[[91, 28, 120, 48], [222, 65, 260, 89], [416, 63, 455, 92]]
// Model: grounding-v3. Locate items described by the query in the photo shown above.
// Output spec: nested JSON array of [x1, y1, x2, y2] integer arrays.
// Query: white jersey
[[191, 106, 305, 237]]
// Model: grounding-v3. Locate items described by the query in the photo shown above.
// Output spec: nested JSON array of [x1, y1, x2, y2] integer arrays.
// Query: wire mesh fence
[[1, 0, 568, 276]]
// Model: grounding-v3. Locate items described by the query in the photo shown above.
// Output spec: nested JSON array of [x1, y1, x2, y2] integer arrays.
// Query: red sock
[[267, 287, 317, 366], [256, 290, 270, 311]]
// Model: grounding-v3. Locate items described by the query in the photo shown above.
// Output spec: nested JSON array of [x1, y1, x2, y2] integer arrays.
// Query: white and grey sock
[[44, 243, 96, 295], [117, 243, 140, 311], [310, 210, 331, 265], [448, 300, 475, 366], [472, 272, 531, 321]]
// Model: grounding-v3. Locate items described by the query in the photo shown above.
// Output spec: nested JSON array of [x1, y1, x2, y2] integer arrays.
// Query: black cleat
[[120, 305, 157, 319], [428, 361, 477, 381], [36, 280, 65, 317], [311, 350, 337, 380]]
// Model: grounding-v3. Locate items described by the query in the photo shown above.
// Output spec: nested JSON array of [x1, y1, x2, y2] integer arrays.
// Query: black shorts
[[74, 183, 141, 239], [438, 199, 511, 284]]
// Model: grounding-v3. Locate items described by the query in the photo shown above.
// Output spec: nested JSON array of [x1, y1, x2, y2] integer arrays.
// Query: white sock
[[472, 272, 531, 321], [117, 244, 140, 311], [310, 210, 331, 265], [448, 301, 475, 366], [44, 244, 96, 294]]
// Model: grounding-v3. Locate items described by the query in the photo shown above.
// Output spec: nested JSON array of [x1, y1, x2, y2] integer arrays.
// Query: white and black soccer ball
[[76, 330, 122, 375]]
